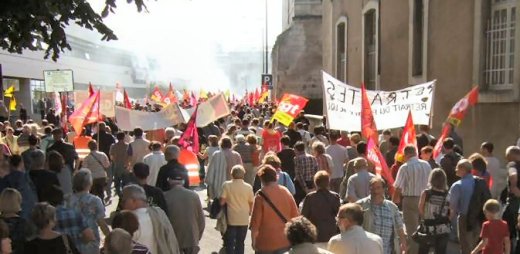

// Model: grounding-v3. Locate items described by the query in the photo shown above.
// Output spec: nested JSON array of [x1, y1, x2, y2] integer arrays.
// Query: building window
[[336, 18, 347, 82], [30, 80, 45, 114], [364, 9, 377, 89], [412, 0, 424, 76], [484, 0, 516, 90]]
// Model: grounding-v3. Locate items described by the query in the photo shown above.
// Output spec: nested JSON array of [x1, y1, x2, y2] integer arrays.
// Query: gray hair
[[30, 149, 46, 170], [403, 145, 417, 157], [231, 165, 246, 179], [456, 159, 473, 173], [164, 145, 180, 161], [72, 168, 93, 192], [122, 184, 147, 202], [105, 228, 132, 254]]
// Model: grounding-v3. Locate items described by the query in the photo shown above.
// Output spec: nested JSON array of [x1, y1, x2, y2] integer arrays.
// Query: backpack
[[465, 177, 491, 231]]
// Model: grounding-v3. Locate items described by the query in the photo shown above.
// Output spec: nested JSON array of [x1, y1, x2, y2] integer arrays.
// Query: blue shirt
[[55, 205, 88, 250], [448, 174, 475, 215]]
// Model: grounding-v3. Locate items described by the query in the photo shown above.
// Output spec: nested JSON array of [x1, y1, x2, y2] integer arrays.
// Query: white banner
[[196, 93, 231, 127], [74, 91, 115, 117], [114, 103, 186, 131], [322, 71, 435, 131]]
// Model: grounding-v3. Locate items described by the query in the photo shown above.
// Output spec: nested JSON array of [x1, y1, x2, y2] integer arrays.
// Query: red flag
[[367, 137, 395, 193], [254, 88, 260, 101], [88, 83, 94, 97], [123, 89, 132, 109], [69, 90, 101, 135], [433, 123, 451, 160], [61, 94, 68, 133], [361, 84, 379, 145], [248, 92, 254, 106], [395, 111, 417, 162], [261, 82, 268, 93], [162, 83, 178, 105], [447, 86, 479, 127], [150, 86, 164, 102], [178, 105, 199, 154], [190, 91, 198, 106]]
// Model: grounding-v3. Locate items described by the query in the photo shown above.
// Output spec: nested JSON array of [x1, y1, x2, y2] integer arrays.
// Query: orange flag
[[162, 83, 178, 105], [123, 89, 132, 109], [433, 123, 451, 160], [395, 111, 417, 162], [361, 84, 379, 145], [69, 90, 101, 135], [367, 137, 395, 193]]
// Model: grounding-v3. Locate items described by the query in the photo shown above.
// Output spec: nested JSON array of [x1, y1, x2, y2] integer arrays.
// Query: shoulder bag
[[258, 190, 287, 223]]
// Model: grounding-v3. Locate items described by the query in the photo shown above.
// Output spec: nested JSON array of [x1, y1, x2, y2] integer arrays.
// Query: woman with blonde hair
[[0, 188, 29, 254]]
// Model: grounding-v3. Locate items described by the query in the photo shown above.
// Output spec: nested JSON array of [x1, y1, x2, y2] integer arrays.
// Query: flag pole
[[97, 89, 100, 145]]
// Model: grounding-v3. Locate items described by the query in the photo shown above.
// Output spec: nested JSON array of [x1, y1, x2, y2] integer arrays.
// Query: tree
[[0, 0, 149, 61]]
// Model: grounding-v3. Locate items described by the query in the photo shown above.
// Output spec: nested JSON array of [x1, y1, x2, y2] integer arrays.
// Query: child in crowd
[[471, 199, 510, 254]]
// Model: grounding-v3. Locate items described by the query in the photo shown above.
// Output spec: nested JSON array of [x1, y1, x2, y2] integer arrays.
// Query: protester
[[24, 202, 80, 254], [356, 177, 406, 254], [378, 130, 392, 155], [283, 122, 302, 147], [110, 132, 131, 197], [20, 134, 38, 171], [82, 140, 110, 202], [47, 151, 72, 196], [128, 128, 150, 167], [449, 159, 491, 254], [206, 137, 242, 200], [250, 165, 299, 253], [104, 229, 133, 254], [325, 131, 348, 193], [417, 168, 451, 254], [121, 184, 180, 254], [131, 162, 168, 213], [156, 145, 189, 191], [163, 169, 204, 254], [46, 185, 94, 254], [440, 137, 463, 187], [327, 203, 383, 254], [111, 211, 152, 254], [0, 188, 28, 254], [503, 146, 520, 252], [480, 142, 505, 199], [232, 134, 255, 185], [142, 141, 166, 187], [284, 216, 332, 254], [342, 141, 375, 185], [345, 158, 375, 203], [92, 122, 115, 159], [47, 128, 79, 172], [468, 153, 491, 187], [262, 122, 282, 153], [312, 142, 333, 175], [28, 150, 60, 203], [419, 146, 438, 170], [471, 199, 510, 254], [301, 171, 340, 243], [69, 169, 110, 254], [220, 165, 254, 254], [1, 156, 37, 220], [392, 145, 432, 254], [277, 136, 296, 180], [384, 136, 399, 168], [0, 220, 11, 254], [293, 141, 319, 205]]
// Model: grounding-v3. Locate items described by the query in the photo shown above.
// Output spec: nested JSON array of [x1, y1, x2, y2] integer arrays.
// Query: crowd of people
[[0, 100, 515, 254]]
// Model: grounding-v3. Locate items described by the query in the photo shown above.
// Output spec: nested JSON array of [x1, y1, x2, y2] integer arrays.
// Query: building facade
[[320, 0, 520, 158], [272, 0, 323, 111]]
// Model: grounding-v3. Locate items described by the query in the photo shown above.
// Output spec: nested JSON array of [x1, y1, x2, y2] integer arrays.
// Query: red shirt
[[262, 130, 282, 153], [481, 219, 509, 254], [337, 137, 350, 147]]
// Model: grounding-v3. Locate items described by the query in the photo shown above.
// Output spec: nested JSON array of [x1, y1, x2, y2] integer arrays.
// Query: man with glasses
[[328, 203, 383, 254]]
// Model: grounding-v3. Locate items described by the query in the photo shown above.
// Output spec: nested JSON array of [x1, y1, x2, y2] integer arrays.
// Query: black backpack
[[465, 177, 491, 231]]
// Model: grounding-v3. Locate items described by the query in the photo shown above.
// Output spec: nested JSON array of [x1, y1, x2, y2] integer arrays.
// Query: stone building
[[272, 0, 323, 112], [319, 0, 520, 157]]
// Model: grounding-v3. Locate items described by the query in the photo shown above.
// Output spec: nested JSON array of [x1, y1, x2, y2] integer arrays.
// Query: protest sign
[[272, 94, 309, 126], [196, 93, 231, 127], [114, 103, 185, 131], [74, 90, 115, 117], [322, 71, 435, 131]]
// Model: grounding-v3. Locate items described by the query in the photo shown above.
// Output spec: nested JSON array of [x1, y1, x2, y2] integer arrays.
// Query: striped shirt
[[393, 157, 432, 196]]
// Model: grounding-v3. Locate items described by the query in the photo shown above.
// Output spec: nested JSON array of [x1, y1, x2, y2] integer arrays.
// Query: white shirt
[[326, 144, 349, 179], [394, 157, 432, 196], [143, 151, 167, 186], [486, 156, 506, 199], [133, 208, 157, 254], [328, 225, 383, 254]]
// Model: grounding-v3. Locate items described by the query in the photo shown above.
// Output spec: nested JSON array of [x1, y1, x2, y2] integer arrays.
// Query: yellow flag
[[224, 89, 231, 100], [4, 86, 14, 98], [258, 91, 269, 103], [199, 89, 208, 99], [9, 97, 16, 111]]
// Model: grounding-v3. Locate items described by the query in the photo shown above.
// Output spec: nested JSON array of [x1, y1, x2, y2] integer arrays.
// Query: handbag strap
[[89, 152, 108, 170], [61, 234, 73, 254], [258, 190, 288, 223]]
